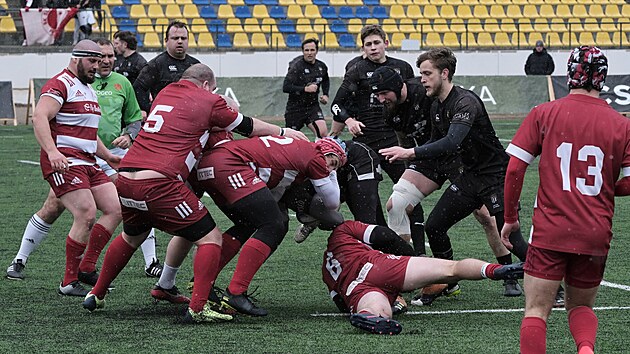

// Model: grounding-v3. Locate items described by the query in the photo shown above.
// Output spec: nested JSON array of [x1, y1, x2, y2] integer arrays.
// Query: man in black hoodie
[[524, 40, 555, 75]]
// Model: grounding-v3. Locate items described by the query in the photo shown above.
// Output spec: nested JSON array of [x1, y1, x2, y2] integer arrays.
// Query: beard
[[77, 59, 96, 84]]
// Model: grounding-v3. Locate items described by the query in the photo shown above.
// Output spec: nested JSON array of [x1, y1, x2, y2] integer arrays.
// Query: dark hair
[[416, 47, 457, 81], [301, 38, 319, 51], [360, 24, 387, 45], [113, 30, 137, 50], [165, 20, 188, 40], [92, 37, 112, 47]]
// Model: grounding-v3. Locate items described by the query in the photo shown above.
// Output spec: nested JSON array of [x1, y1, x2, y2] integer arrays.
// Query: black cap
[[369, 66, 404, 99]]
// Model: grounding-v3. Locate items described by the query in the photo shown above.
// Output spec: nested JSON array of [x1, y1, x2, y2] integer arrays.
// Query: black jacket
[[524, 48, 555, 75]]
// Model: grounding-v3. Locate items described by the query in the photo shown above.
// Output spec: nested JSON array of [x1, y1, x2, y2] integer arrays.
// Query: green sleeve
[[122, 78, 142, 125]]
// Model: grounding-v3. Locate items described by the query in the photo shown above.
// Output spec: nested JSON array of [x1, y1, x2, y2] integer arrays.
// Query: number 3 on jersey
[[325, 252, 342, 281], [556, 142, 604, 196], [143, 105, 173, 133]]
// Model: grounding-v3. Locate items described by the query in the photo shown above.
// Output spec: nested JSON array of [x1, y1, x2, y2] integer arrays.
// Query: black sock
[[496, 254, 513, 265]]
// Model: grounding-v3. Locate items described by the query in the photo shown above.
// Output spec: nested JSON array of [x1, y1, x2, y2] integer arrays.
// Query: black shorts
[[285, 106, 324, 131], [447, 171, 505, 216], [407, 156, 462, 187]]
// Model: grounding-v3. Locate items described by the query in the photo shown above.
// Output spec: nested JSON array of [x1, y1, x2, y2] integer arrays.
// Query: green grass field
[[1, 122, 629, 353]]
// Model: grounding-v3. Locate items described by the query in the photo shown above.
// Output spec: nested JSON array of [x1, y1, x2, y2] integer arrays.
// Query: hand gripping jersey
[[39, 69, 101, 178], [506, 94, 630, 256], [120, 80, 242, 181]]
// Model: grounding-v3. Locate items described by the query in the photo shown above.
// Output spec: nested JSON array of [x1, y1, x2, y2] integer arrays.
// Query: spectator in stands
[[524, 40, 555, 76], [133, 20, 199, 114], [73, 0, 97, 45], [113, 30, 147, 85], [282, 38, 330, 139]]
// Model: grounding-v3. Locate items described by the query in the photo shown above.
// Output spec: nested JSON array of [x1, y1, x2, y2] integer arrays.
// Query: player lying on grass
[[322, 220, 524, 335]]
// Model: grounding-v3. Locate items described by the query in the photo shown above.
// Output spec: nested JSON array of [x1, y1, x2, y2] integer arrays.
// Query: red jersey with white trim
[[120, 80, 242, 180], [506, 94, 630, 255], [322, 221, 378, 299], [39, 69, 101, 178], [205, 136, 330, 198]]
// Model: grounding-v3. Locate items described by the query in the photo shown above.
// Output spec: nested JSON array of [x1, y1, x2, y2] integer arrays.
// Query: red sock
[[483, 263, 501, 279], [228, 238, 271, 295], [63, 236, 87, 286], [91, 234, 136, 298], [190, 243, 221, 313], [79, 223, 112, 273], [218, 233, 242, 273], [569, 306, 598, 353], [520, 316, 547, 354]]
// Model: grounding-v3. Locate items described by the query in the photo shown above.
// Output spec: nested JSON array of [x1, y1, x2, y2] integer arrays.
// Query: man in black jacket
[[524, 40, 555, 75]]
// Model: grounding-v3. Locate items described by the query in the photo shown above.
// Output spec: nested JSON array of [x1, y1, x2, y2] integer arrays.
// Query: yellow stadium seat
[[228, 0, 245, 5], [500, 18, 517, 32], [165, 4, 182, 18], [560, 0, 576, 3], [528, 0, 544, 4], [595, 32, 613, 47], [446, 0, 462, 4], [505, 5, 522, 18], [472, 5, 489, 18], [347, 0, 362, 4], [182, 4, 199, 18], [578, 32, 596, 46], [425, 33, 443, 46], [604, 5, 621, 18], [522, 5, 538, 18], [462, 0, 478, 4], [147, 4, 164, 18], [623, 4, 630, 18], [397, 0, 413, 4], [511, 0, 527, 4], [329, 0, 345, 4], [197, 33, 216, 48], [533, 18, 550, 32], [227, 18, 244, 33], [158, 0, 174, 4], [600, 18, 618, 32], [347, 18, 363, 33], [304, 32, 319, 42], [494, 32, 511, 47], [406, 5, 422, 19], [233, 33, 251, 48], [478, 0, 493, 4], [382, 19, 399, 33], [188, 33, 198, 48], [0, 17, 16, 33], [312, 18, 330, 33], [561, 32, 577, 47], [546, 32, 562, 48], [296, 0, 312, 4], [179, 0, 193, 4], [554, 4, 571, 18], [549, 18, 567, 32], [389, 5, 406, 19], [251, 33, 269, 48], [399, 18, 416, 33], [483, 19, 501, 33], [191, 18, 208, 33], [322, 32, 339, 49], [390, 33, 405, 48], [296, 18, 313, 33], [137, 18, 154, 33], [218, 4, 234, 18], [450, 18, 466, 33], [380, 0, 396, 4], [261, 18, 279, 33], [423, 5, 440, 19], [589, 5, 605, 18], [477, 32, 493, 48], [612, 31, 630, 46], [468, 19, 484, 33], [141, 0, 158, 4], [130, 4, 148, 18], [279, 0, 294, 4], [304, 5, 320, 19], [154, 17, 169, 32], [244, 18, 262, 32], [517, 19, 534, 33], [107, 0, 123, 5], [64, 18, 75, 32], [408, 32, 422, 44], [566, 19, 583, 32], [440, 5, 457, 19], [253, 5, 269, 18], [539, 4, 554, 18], [431, 0, 446, 4], [513, 32, 527, 47], [286, 5, 303, 19], [489, 5, 505, 19], [572, 5, 587, 18], [143, 32, 162, 47], [456, 5, 473, 19], [583, 18, 599, 32], [416, 18, 431, 33], [270, 33, 286, 49], [494, 0, 510, 4], [432, 19, 449, 33], [527, 32, 543, 46], [444, 32, 462, 48]]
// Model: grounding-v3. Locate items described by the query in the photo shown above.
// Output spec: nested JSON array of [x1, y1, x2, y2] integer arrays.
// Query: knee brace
[[387, 179, 425, 236]]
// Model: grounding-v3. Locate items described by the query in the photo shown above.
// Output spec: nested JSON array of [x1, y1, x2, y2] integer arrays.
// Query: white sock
[[157, 263, 179, 289], [139, 229, 157, 268], [480, 263, 490, 279], [15, 214, 52, 263]]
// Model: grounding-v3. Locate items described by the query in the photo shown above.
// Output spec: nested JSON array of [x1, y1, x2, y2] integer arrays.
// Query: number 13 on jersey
[[556, 142, 604, 196]]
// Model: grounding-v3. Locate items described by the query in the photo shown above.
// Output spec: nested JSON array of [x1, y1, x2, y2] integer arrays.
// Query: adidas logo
[[252, 176, 262, 185], [75, 90, 84, 97], [71, 176, 83, 185]]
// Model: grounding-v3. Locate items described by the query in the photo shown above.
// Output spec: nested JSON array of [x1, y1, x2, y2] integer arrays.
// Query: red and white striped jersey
[[39, 69, 101, 177]]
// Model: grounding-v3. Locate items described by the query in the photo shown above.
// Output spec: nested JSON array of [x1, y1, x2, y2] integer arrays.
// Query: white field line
[[311, 306, 630, 317], [601, 280, 630, 291], [18, 160, 40, 165]]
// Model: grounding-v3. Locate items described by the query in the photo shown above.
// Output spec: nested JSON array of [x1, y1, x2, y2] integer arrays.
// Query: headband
[[72, 49, 103, 59]]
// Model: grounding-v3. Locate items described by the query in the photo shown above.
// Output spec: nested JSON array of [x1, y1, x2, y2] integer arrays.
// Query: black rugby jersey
[[430, 86, 508, 175], [113, 51, 147, 85], [282, 57, 330, 115], [133, 51, 200, 112]]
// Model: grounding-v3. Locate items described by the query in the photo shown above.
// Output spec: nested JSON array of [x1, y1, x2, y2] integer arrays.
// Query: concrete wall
[[5, 49, 630, 104]]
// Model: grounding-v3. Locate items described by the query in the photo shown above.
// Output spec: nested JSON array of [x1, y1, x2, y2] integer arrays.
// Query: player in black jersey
[[283, 38, 330, 138], [380, 48, 529, 304], [133, 21, 200, 113], [112, 30, 147, 85], [330, 24, 414, 184], [371, 67, 524, 293]]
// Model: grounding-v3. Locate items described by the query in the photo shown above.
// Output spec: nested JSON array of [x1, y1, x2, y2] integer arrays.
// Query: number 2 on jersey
[[260, 136, 294, 147], [556, 142, 604, 196]]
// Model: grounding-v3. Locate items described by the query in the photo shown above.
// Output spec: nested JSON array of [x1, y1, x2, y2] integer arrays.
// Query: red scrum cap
[[316, 137, 347, 166]]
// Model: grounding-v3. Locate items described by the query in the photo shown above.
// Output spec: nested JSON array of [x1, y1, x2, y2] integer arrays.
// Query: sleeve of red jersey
[[40, 78, 68, 106], [614, 122, 630, 196], [210, 94, 243, 131]]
